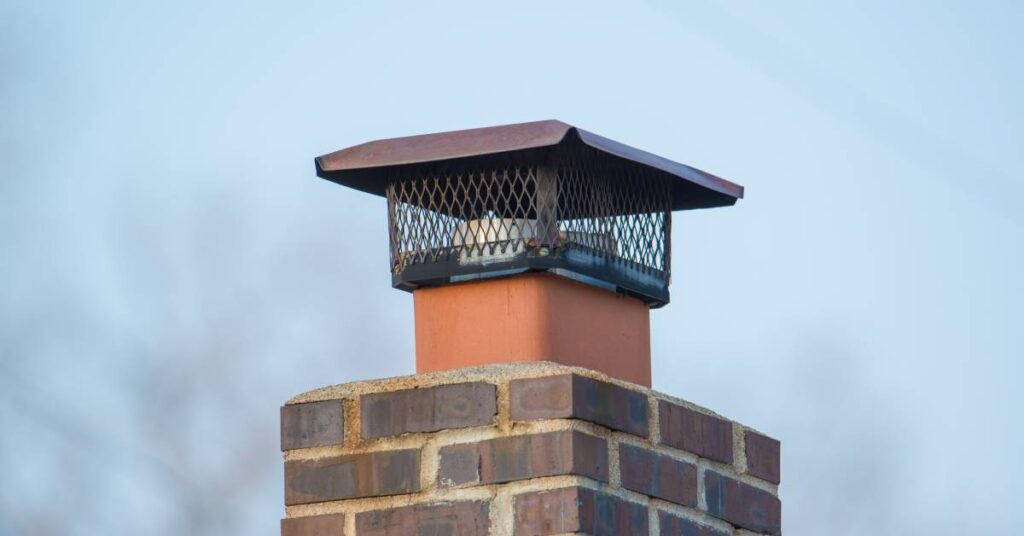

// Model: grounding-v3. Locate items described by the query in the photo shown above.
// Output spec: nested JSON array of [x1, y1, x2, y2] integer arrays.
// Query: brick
[[658, 401, 733, 464], [658, 511, 730, 536], [513, 486, 648, 535], [284, 449, 420, 505], [618, 443, 697, 506], [704, 471, 781, 535], [437, 430, 607, 487], [437, 443, 479, 486], [509, 374, 649, 437], [744, 430, 780, 484], [361, 382, 497, 440], [281, 513, 345, 536], [281, 400, 344, 451], [355, 500, 489, 536]]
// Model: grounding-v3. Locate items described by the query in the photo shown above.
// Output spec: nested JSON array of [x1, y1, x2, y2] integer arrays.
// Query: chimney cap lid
[[315, 120, 744, 210]]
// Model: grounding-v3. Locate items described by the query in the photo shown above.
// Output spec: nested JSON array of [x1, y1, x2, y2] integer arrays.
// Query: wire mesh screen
[[386, 148, 672, 292]]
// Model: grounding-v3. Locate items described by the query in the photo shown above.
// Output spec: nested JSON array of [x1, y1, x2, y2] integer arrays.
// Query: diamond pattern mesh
[[386, 148, 672, 287]]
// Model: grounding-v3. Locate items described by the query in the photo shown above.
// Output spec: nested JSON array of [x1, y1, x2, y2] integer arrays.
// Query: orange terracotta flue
[[413, 272, 651, 386]]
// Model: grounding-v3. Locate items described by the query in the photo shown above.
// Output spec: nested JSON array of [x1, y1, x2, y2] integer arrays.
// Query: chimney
[[280, 121, 780, 535]]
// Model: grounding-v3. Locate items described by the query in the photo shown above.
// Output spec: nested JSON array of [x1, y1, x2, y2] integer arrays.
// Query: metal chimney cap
[[315, 119, 744, 211]]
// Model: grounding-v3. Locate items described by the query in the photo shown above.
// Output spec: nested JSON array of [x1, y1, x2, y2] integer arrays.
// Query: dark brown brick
[[744, 430, 780, 484], [436, 443, 479, 486], [704, 471, 781, 535], [355, 500, 490, 536], [437, 430, 607, 487], [658, 511, 729, 536], [361, 382, 497, 440], [284, 449, 420, 505], [281, 400, 345, 451], [509, 374, 649, 437], [513, 486, 648, 535], [658, 401, 734, 464], [281, 513, 345, 536], [618, 443, 697, 506]]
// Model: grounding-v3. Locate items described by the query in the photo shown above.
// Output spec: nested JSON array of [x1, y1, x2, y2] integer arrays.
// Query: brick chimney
[[280, 121, 780, 535]]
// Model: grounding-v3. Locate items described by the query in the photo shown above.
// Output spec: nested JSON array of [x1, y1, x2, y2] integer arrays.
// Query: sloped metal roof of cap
[[315, 119, 744, 210]]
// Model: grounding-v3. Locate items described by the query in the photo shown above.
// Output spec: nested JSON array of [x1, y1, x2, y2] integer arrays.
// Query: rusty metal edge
[[572, 128, 744, 200], [315, 119, 573, 172], [315, 119, 744, 201]]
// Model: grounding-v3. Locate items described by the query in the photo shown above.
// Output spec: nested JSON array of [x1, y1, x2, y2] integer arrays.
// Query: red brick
[[284, 449, 420, 505], [355, 500, 489, 536], [509, 374, 649, 437], [513, 486, 648, 535], [361, 382, 496, 439], [704, 471, 781, 535], [618, 443, 697, 506], [281, 400, 345, 451], [658, 401, 733, 464], [658, 511, 729, 536], [437, 430, 607, 487], [744, 430, 780, 484], [280, 513, 345, 536]]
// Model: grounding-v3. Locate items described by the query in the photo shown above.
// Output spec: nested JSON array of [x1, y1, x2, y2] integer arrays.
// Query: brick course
[[280, 400, 345, 451], [280, 513, 345, 536], [509, 374, 649, 437], [355, 500, 490, 536], [744, 430, 781, 484], [436, 443, 479, 487], [284, 449, 420, 505], [438, 430, 608, 486], [658, 511, 730, 536], [361, 382, 496, 439], [705, 470, 781, 535], [513, 486, 648, 535], [618, 443, 697, 507], [658, 401, 734, 464]]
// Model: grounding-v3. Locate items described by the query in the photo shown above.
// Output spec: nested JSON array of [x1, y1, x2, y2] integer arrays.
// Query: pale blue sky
[[2, 1, 1022, 534]]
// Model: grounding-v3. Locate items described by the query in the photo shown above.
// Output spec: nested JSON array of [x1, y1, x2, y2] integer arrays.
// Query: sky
[[1, 0, 1022, 534]]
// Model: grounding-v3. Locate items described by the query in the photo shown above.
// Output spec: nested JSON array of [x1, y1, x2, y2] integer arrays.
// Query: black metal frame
[[385, 142, 673, 306]]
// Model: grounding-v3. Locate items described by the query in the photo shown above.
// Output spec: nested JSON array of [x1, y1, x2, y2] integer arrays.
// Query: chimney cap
[[315, 119, 744, 211]]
